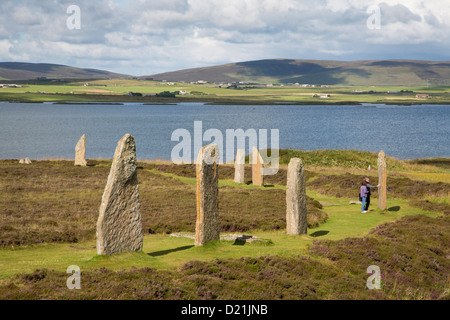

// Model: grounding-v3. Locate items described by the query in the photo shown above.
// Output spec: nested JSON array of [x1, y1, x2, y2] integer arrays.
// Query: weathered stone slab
[[74, 134, 87, 166], [195, 144, 220, 247], [171, 233, 270, 244], [234, 149, 245, 184], [251, 147, 264, 186], [286, 158, 307, 235], [378, 150, 387, 210], [96, 134, 143, 255]]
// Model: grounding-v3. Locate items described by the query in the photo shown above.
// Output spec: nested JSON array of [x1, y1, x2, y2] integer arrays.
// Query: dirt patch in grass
[[0, 161, 326, 247], [1, 215, 448, 300]]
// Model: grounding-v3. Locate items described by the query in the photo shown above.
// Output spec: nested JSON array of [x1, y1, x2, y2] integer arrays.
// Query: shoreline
[[1, 98, 450, 106], [2, 92, 450, 106], [2, 153, 449, 163]]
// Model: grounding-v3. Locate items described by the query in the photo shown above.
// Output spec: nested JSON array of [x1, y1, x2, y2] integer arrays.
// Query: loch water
[[0, 102, 449, 160]]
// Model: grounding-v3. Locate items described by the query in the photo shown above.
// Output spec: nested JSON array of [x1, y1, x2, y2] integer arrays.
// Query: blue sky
[[0, 0, 449, 76]]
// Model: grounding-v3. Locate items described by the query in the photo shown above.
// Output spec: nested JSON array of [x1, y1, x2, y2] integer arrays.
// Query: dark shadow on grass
[[310, 230, 330, 237], [233, 235, 253, 246], [147, 245, 194, 257], [86, 161, 98, 167], [263, 184, 275, 188], [388, 206, 401, 212]]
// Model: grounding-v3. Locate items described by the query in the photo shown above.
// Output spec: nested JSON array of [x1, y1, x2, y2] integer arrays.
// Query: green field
[[1, 79, 450, 104]]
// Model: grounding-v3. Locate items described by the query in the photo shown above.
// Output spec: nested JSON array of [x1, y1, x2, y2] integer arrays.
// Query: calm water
[[0, 102, 449, 161]]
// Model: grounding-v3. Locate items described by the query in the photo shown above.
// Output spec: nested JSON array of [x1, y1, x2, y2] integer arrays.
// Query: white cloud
[[0, 0, 448, 75]]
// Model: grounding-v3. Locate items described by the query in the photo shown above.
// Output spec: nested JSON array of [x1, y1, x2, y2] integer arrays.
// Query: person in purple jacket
[[364, 177, 380, 211], [360, 180, 369, 213]]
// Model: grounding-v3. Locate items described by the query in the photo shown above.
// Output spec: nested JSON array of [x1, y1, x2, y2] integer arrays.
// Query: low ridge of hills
[[146, 59, 450, 86], [0, 62, 129, 81], [2, 59, 450, 86]]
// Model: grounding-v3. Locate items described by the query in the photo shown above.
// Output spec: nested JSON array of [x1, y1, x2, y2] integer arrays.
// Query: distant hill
[[146, 59, 450, 86], [0, 62, 129, 81]]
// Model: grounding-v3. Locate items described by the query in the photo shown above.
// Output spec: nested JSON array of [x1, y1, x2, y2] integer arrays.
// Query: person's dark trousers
[[365, 195, 371, 211]]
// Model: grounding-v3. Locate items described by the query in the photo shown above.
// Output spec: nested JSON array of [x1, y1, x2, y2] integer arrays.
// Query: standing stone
[[234, 149, 245, 184], [286, 158, 307, 235], [378, 150, 387, 210], [251, 147, 264, 186], [195, 144, 220, 247], [74, 134, 87, 166], [96, 134, 143, 255]]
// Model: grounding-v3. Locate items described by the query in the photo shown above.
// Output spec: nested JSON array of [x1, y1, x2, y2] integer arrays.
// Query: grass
[[0, 194, 440, 280], [0, 160, 325, 247], [2, 80, 450, 104], [0, 213, 448, 300], [0, 152, 448, 299]]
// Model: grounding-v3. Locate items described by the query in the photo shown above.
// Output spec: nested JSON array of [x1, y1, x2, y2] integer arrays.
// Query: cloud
[[0, 0, 448, 75], [378, 3, 421, 24]]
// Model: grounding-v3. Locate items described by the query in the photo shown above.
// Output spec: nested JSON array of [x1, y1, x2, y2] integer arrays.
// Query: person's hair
[[362, 180, 367, 186]]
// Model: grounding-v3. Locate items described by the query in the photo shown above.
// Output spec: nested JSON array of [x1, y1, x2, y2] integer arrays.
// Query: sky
[[0, 0, 449, 76]]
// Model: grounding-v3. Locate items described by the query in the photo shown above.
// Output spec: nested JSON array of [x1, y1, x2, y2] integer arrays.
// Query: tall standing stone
[[378, 150, 387, 210], [96, 134, 143, 255], [286, 158, 307, 235], [251, 147, 264, 186], [75, 134, 87, 166], [195, 144, 220, 247], [234, 149, 245, 184]]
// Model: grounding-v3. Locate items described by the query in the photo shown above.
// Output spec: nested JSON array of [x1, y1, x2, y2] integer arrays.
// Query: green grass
[[2, 212, 447, 300], [0, 154, 448, 299], [0, 190, 439, 280], [2, 80, 450, 104]]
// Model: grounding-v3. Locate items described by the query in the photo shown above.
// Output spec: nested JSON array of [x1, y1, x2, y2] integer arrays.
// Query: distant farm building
[[1, 84, 22, 88], [416, 94, 430, 99]]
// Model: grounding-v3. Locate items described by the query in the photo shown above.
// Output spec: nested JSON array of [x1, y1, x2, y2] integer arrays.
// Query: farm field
[[1, 79, 450, 105]]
